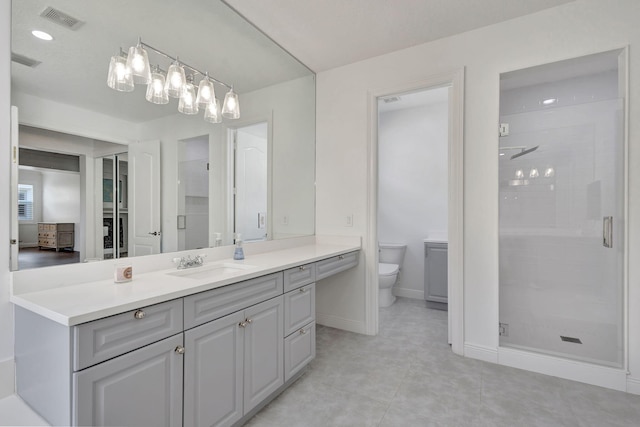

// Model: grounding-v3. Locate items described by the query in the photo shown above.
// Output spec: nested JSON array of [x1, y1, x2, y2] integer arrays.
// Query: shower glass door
[[498, 51, 625, 368]]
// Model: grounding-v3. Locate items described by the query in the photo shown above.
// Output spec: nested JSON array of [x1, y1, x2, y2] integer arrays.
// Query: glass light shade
[[221, 87, 240, 119], [196, 75, 216, 107], [178, 79, 199, 115], [544, 167, 555, 178], [515, 169, 524, 179], [529, 168, 539, 178], [107, 52, 134, 92], [126, 42, 151, 84], [165, 60, 186, 98], [145, 68, 169, 104], [204, 99, 222, 123]]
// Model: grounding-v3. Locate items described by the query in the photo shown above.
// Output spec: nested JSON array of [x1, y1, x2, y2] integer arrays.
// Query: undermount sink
[[166, 262, 257, 280]]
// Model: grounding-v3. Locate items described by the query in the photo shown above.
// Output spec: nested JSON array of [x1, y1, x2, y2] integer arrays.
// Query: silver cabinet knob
[[299, 266, 306, 271], [246, 318, 253, 324], [239, 321, 247, 328], [338, 255, 345, 260], [174, 345, 185, 354], [299, 328, 307, 335], [299, 287, 307, 293], [134, 310, 145, 319]]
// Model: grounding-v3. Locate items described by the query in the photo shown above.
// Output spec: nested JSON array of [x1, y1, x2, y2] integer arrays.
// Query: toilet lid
[[379, 262, 399, 276]]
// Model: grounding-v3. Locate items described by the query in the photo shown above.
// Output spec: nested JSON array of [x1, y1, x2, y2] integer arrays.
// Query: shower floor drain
[[560, 336, 582, 344]]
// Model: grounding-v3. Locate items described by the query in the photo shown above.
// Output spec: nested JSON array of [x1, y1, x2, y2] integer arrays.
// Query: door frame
[[366, 68, 465, 355]]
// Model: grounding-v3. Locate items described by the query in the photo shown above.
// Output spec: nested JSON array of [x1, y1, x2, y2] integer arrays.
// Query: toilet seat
[[378, 262, 399, 276]]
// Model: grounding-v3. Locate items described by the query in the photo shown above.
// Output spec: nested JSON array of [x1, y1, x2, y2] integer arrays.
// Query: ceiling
[[224, 0, 574, 72]]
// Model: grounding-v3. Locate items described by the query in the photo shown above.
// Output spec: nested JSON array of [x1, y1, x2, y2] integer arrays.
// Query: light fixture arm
[[139, 41, 232, 90]]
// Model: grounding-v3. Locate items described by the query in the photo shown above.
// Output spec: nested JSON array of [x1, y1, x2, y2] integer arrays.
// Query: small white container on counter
[[114, 261, 133, 283]]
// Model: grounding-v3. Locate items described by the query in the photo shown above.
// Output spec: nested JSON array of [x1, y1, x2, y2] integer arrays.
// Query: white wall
[[378, 101, 448, 299], [0, 0, 13, 397], [41, 170, 82, 249], [17, 169, 43, 247], [315, 0, 640, 388]]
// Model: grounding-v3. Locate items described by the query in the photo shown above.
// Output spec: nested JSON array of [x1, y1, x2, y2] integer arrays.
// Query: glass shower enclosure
[[498, 50, 626, 368]]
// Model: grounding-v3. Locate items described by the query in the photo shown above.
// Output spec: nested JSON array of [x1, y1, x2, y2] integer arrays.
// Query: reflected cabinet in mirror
[[10, 0, 316, 270]]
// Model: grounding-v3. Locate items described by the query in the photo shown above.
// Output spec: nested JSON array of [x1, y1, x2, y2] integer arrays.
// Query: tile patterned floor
[[247, 297, 640, 427]]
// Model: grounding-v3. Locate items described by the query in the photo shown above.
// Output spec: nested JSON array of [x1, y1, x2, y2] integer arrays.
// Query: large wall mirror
[[10, 0, 316, 270]]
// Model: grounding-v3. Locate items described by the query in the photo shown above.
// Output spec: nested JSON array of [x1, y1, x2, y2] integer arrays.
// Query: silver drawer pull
[[134, 310, 146, 320], [174, 345, 185, 354], [338, 255, 344, 260], [299, 287, 307, 293], [299, 328, 307, 335], [299, 266, 306, 271]]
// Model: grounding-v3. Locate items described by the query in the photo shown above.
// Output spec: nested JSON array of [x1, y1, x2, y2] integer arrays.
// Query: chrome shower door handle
[[603, 216, 613, 248]]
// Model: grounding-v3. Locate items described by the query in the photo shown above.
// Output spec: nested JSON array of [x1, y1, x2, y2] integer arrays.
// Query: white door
[[128, 140, 161, 256], [235, 123, 268, 242], [10, 106, 19, 270]]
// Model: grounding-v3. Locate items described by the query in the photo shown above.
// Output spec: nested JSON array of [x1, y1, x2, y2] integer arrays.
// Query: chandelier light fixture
[[107, 38, 240, 123]]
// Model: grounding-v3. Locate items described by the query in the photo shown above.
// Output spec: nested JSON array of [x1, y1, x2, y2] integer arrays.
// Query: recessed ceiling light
[[32, 30, 53, 41], [542, 98, 557, 105]]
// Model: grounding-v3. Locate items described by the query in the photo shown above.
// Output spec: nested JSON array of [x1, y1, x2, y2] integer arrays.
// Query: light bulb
[[515, 170, 524, 179], [529, 168, 539, 178]]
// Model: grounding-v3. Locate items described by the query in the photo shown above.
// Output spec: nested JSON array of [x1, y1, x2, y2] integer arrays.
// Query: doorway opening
[[377, 86, 450, 339], [228, 121, 270, 243]]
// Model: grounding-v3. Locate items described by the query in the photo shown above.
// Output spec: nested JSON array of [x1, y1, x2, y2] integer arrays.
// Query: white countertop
[[10, 239, 360, 326]]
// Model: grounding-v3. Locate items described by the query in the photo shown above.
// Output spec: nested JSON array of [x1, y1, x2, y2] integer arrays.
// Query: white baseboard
[[393, 287, 424, 300], [316, 312, 367, 335], [0, 358, 15, 399], [464, 343, 498, 363], [498, 347, 628, 391], [626, 376, 640, 395]]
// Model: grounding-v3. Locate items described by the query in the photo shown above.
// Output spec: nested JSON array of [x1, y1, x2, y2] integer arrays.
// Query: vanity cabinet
[[15, 249, 360, 427]]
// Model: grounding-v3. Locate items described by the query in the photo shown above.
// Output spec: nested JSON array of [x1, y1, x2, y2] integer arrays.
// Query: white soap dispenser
[[233, 233, 245, 260]]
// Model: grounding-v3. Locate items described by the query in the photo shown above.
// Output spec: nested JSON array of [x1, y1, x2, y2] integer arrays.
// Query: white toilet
[[378, 243, 407, 307]]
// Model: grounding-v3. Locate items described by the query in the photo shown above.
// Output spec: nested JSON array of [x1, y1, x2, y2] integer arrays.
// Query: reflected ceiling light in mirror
[[196, 73, 215, 106], [529, 168, 539, 178], [222, 87, 240, 119], [107, 38, 239, 123], [145, 66, 169, 104], [107, 48, 134, 92], [165, 59, 186, 98], [178, 75, 199, 115], [542, 98, 557, 105], [31, 30, 53, 41], [126, 38, 151, 84], [204, 99, 222, 124], [515, 169, 524, 179]]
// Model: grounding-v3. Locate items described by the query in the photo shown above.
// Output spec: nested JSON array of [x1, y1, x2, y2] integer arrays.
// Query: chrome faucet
[[173, 254, 206, 269]]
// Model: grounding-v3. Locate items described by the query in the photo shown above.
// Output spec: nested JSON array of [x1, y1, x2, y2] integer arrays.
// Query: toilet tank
[[379, 243, 407, 266]]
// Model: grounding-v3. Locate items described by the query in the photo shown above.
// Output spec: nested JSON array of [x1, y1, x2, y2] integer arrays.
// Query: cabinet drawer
[[56, 223, 74, 232], [284, 284, 315, 336], [184, 272, 283, 330], [73, 299, 183, 371], [315, 251, 359, 280], [284, 322, 315, 382], [283, 263, 316, 292]]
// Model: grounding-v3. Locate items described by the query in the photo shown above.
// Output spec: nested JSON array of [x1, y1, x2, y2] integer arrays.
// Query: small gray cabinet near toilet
[[424, 242, 448, 310]]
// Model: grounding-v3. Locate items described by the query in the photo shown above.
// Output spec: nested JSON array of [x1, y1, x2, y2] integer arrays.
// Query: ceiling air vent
[[382, 96, 401, 104], [11, 52, 41, 68], [40, 7, 84, 30]]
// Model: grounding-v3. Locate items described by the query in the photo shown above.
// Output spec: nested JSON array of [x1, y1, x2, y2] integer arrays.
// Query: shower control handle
[[603, 216, 613, 248]]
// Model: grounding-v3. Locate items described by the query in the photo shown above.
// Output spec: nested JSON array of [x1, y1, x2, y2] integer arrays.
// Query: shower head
[[510, 145, 539, 160]]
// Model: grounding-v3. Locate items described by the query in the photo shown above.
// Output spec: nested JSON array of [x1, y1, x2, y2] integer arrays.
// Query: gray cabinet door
[[184, 311, 245, 427], [73, 334, 183, 427], [425, 243, 448, 303], [243, 296, 284, 414]]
